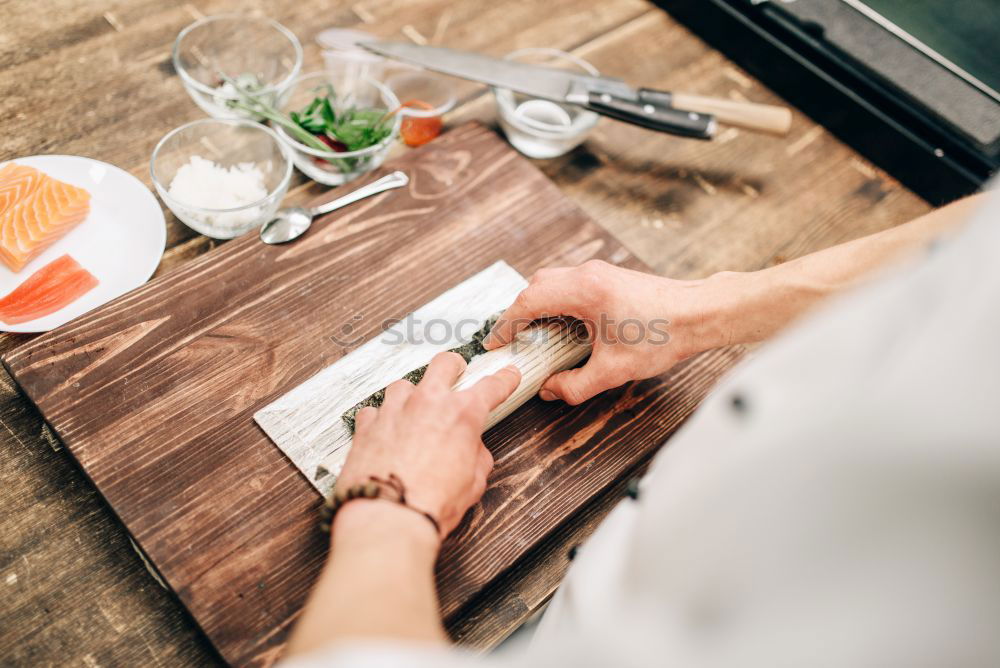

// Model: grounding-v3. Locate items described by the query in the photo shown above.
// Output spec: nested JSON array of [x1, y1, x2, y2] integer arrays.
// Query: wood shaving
[[352, 4, 375, 24], [692, 172, 717, 196], [103, 12, 125, 32], [402, 24, 428, 45]]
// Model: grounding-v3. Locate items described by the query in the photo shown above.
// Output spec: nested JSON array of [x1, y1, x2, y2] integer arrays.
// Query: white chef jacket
[[284, 186, 1000, 667]]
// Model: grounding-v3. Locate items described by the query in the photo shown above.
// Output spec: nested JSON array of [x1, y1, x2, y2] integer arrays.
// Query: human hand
[[336, 352, 522, 539], [484, 260, 726, 405]]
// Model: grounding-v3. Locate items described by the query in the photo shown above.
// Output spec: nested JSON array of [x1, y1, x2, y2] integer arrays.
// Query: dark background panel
[[657, 0, 1000, 205], [863, 0, 1000, 94]]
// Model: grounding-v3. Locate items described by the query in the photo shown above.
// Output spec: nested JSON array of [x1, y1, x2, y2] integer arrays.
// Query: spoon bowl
[[259, 207, 312, 245]]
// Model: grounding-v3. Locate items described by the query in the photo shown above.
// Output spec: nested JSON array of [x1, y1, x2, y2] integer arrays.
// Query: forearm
[[284, 500, 446, 659], [701, 192, 987, 348]]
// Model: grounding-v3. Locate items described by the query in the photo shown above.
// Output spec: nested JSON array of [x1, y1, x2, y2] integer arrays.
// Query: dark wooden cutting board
[[4, 122, 742, 666]]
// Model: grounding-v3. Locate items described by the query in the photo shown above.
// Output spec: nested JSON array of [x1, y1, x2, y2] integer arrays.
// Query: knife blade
[[365, 41, 631, 100], [362, 41, 717, 139]]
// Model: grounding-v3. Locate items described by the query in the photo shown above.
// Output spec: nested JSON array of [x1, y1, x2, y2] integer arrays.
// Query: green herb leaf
[[321, 97, 337, 130], [290, 90, 392, 152]]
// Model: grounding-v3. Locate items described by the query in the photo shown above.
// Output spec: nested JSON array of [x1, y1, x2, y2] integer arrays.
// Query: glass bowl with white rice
[[150, 119, 293, 239], [172, 14, 303, 121]]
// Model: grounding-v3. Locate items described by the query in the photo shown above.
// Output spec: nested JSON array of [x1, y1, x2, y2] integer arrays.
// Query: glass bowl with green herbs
[[249, 72, 402, 186]]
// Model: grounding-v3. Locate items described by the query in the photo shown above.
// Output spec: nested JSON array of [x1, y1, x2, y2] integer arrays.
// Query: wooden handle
[[671, 92, 792, 136]]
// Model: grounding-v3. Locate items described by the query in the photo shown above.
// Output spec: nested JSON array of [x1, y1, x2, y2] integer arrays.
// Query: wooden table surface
[[0, 0, 929, 665]]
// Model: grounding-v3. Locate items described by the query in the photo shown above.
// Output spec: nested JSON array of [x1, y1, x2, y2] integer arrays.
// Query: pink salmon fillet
[[0, 163, 91, 273]]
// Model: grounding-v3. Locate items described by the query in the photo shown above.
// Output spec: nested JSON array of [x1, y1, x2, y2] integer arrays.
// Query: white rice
[[168, 155, 268, 231]]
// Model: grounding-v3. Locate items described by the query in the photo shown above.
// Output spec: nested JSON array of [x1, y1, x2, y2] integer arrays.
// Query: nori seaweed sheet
[[341, 314, 501, 432]]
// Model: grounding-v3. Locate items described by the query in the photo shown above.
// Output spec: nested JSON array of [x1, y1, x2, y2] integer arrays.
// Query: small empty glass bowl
[[318, 27, 386, 93], [493, 48, 600, 159], [150, 119, 292, 239], [273, 71, 402, 186], [173, 14, 303, 120]]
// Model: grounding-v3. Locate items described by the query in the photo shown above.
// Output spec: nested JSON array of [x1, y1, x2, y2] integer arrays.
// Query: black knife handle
[[637, 88, 674, 108], [583, 91, 715, 139]]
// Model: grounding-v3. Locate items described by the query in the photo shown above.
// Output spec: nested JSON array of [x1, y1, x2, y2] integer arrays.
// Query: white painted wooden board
[[255, 261, 592, 497]]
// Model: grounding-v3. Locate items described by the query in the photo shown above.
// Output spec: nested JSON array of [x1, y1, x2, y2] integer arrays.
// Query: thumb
[[540, 361, 621, 406]]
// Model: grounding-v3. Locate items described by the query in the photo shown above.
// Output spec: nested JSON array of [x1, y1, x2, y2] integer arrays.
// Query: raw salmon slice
[[0, 166, 90, 272], [0, 254, 99, 325], [0, 163, 44, 219]]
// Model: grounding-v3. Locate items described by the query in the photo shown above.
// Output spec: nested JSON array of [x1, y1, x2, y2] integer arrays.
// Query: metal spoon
[[259, 170, 410, 244]]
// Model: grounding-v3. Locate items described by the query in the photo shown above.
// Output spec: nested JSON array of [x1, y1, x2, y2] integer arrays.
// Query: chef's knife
[[363, 42, 793, 137], [363, 41, 717, 139]]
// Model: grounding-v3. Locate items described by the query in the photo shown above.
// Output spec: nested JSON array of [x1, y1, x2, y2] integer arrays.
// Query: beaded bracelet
[[319, 473, 441, 537]]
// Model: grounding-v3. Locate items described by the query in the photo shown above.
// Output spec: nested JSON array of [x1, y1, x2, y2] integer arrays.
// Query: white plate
[[0, 155, 166, 333]]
